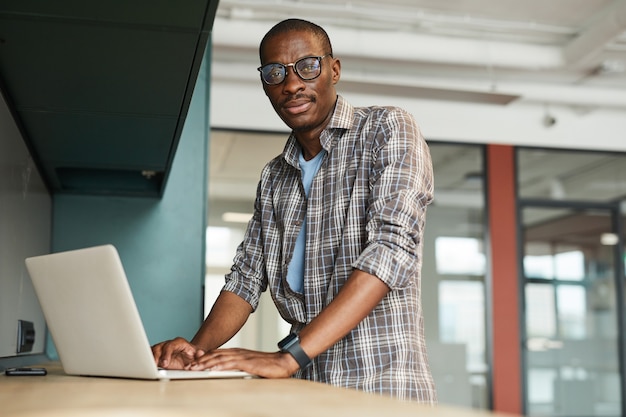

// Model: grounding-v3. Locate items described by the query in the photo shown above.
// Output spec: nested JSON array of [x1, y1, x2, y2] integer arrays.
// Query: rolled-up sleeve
[[222, 179, 268, 311], [352, 108, 434, 290]]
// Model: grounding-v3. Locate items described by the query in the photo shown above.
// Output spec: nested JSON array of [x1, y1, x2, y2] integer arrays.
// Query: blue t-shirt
[[286, 149, 326, 293]]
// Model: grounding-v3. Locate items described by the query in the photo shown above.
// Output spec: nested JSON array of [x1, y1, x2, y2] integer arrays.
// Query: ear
[[331, 57, 341, 85]]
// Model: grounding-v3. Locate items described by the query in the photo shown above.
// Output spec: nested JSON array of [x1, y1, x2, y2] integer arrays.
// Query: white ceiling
[[212, 0, 626, 107], [207, 0, 626, 219]]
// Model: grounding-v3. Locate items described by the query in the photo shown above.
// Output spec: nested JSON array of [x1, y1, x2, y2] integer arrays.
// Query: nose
[[282, 66, 305, 94]]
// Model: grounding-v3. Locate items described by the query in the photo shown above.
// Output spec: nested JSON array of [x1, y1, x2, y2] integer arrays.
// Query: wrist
[[278, 333, 312, 371], [279, 351, 302, 375]]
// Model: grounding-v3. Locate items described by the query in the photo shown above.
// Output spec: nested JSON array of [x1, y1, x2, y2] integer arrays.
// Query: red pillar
[[487, 144, 522, 414]]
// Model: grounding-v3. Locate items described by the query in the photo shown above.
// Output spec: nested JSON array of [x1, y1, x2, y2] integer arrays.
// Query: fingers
[[191, 349, 242, 369], [151, 342, 166, 366], [152, 337, 197, 369], [185, 349, 293, 378]]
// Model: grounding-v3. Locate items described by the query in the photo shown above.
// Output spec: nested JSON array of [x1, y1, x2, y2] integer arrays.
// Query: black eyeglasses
[[257, 55, 330, 85]]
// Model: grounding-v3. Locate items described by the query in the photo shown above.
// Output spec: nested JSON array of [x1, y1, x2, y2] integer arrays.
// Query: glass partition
[[518, 149, 626, 202], [518, 147, 626, 416], [423, 143, 488, 409], [522, 206, 621, 416]]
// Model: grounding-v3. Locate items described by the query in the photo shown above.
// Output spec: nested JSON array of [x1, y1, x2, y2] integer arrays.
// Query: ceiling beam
[[563, 0, 626, 68], [212, 17, 564, 70]]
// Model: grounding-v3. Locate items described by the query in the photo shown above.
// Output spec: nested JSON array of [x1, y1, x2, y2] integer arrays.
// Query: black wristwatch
[[278, 333, 312, 370]]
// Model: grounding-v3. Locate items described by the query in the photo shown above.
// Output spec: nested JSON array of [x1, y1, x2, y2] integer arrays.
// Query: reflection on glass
[[528, 369, 557, 405], [556, 285, 586, 340], [518, 149, 626, 202], [524, 250, 585, 281], [525, 284, 556, 340], [522, 207, 621, 416], [439, 281, 485, 368], [423, 143, 487, 409], [555, 252, 585, 281], [435, 237, 485, 275], [524, 246, 555, 279]]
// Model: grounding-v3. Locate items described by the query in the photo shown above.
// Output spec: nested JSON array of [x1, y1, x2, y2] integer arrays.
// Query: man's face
[[259, 31, 340, 135]]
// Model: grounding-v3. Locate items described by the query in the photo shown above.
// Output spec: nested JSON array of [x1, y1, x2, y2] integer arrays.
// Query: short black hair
[[259, 18, 333, 62]]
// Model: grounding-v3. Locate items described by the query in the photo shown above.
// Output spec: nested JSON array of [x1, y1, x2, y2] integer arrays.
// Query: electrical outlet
[[16, 320, 35, 353]]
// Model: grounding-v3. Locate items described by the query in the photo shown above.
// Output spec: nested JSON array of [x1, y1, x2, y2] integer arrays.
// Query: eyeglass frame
[[257, 54, 332, 85]]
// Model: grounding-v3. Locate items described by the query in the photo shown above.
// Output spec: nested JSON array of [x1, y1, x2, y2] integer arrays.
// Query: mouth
[[282, 99, 313, 116]]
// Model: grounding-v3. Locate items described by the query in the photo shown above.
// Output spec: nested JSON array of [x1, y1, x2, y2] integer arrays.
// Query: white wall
[[0, 93, 51, 358], [210, 78, 626, 153]]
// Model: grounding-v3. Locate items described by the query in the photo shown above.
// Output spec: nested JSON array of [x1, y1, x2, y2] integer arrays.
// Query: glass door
[[521, 205, 622, 416]]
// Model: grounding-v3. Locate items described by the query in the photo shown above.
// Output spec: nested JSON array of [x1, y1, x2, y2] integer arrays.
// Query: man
[[153, 18, 436, 403]]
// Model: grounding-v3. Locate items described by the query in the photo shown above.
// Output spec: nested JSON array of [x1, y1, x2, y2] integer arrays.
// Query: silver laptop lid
[[26, 245, 160, 379]]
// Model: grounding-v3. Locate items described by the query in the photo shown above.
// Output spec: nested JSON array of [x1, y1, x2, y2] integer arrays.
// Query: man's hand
[[152, 337, 202, 369], [151, 292, 254, 371], [186, 348, 300, 378]]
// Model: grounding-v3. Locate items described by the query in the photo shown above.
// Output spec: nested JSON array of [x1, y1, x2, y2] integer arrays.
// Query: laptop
[[25, 244, 251, 380]]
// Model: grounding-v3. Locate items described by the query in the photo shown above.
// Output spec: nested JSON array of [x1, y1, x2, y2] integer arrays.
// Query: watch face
[[277, 333, 312, 370], [278, 333, 298, 350]]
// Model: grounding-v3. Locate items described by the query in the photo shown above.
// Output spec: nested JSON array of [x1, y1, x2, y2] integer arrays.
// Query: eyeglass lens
[[260, 56, 322, 85]]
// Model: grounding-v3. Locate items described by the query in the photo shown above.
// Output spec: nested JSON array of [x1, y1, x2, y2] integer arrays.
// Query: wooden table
[[0, 363, 515, 417]]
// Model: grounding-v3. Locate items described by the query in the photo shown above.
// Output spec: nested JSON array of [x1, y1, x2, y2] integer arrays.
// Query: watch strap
[[278, 334, 312, 370]]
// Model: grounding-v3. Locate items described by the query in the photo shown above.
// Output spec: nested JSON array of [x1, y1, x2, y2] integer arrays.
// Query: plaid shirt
[[223, 95, 436, 403]]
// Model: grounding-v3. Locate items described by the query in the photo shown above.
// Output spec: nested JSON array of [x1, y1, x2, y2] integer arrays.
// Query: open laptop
[[25, 244, 251, 380]]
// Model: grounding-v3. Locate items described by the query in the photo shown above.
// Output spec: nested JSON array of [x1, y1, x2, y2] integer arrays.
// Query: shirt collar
[[325, 95, 353, 132], [283, 95, 353, 168]]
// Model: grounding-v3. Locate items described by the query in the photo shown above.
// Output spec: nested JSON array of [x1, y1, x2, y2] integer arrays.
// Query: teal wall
[[48, 48, 210, 357]]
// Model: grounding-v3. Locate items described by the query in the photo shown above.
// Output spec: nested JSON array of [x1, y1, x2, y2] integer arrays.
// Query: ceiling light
[[601, 233, 619, 246]]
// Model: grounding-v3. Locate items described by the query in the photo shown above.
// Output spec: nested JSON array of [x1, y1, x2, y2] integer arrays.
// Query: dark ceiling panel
[[0, 19, 198, 115], [0, 0, 217, 197], [0, 0, 209, 30]]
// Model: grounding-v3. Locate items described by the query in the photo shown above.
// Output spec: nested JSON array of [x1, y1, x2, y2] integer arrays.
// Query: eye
[[263, 64, 285, 82], [268, 67, 282, 77], [296, 58, 320, 76]]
